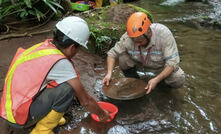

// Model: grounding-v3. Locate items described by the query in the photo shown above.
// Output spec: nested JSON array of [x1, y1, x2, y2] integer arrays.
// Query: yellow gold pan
[[102, 78, 147, 100]]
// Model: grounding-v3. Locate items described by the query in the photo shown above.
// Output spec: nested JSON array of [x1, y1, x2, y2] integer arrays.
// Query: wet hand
[[102, 74, 111, 86], [98, 110, 111, 122], [145, 78, 159, 94]]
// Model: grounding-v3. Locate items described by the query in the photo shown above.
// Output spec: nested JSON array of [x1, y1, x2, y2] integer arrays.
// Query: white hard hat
[[56, 16, 90, 49]]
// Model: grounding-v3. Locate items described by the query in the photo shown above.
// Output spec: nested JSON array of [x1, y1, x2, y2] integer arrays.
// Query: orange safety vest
[[0, 39, 78, 125]]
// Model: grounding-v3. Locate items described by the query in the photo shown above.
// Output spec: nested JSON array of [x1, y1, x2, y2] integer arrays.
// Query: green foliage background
[[0, 0, 64, 22]]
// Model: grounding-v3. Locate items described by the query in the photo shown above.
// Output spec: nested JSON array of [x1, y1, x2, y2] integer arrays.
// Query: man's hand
[[98, 110, 112, 122], [145, 77, 159, 94], [102, 73, 111, 86], [103, 56, 115, 86], [145, 66, 174, 94]]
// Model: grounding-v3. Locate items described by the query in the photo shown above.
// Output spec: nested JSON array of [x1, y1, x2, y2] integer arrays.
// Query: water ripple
[[187, 96, 217, 132], [160, 0, 185, 6]]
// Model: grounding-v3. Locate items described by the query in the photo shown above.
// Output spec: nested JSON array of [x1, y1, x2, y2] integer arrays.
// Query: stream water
[[62, 0, 221, 133]]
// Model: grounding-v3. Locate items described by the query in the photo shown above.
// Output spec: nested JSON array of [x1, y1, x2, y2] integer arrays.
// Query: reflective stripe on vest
[[5, 48, 63, 123], [4, 42, 42, 83]]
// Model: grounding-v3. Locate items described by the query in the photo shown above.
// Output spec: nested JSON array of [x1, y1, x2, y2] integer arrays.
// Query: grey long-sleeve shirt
[[108, 23, 180, 71]]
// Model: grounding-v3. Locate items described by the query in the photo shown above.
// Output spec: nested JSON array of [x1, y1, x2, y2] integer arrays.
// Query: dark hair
[[53, 29, 80, 49]]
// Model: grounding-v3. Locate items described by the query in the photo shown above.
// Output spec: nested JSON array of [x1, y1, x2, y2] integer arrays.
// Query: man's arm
[[145, 65, 174, 94], [102, 56, 115, 86], [67, 78, 110, 122], [144, 24, 180, 94], [103, 33, 131, 85]]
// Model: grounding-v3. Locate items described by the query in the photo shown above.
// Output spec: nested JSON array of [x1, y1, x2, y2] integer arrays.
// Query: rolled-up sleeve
[[107, 33, 128, 58], [162, 30, 180, 70]]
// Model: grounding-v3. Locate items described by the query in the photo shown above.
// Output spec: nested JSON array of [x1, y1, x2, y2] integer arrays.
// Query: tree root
[[0, 29, 52, 40]]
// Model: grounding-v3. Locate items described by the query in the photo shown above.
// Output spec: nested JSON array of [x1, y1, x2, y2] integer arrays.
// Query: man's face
[[131, 35, 148, 47], [64, 44, 80, 59], [70, 44, 80, 57], [131, 28, 151, 47]]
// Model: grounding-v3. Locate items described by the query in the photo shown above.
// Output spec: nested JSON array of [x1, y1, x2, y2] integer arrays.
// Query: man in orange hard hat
[[0, 16, 110, 134], [102, 12, 185, 94]]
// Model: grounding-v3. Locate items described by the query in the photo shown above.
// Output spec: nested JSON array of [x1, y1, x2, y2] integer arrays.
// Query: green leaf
[[19, 12, 29, 19], [43, 0, 48, 4], [20, 13, 25, 18], [3, 4, 16, 16], [0, 1, 25, 22], [49, 1, 64, 10], [34, 8, 45, 21], [43, 0, 57, 14], [28, 10, 35, 16], [24, 0, 32, 8]]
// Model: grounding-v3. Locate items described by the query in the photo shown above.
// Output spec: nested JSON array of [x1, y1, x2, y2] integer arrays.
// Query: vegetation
[[0, 2, 154, 57], [0, 0, 64, 23], [127, 4, 154, 23], [80, 4, 153, 56]]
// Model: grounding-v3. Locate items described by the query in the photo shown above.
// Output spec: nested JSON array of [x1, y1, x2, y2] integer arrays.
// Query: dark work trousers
[[9, 82, 74, 128], [122, 67, 140, 79]]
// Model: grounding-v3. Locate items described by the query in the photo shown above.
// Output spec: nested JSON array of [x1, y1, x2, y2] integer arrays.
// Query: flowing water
[[62, 0, 221, 133]]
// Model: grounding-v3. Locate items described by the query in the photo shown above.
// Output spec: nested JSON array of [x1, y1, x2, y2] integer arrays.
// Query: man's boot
[[109, 0, 118, 6], [95, 0, 103, 8], [30, 110, 64, 134]]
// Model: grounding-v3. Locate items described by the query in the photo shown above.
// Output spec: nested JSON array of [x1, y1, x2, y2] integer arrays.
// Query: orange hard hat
[[126, 12, 151, 38]]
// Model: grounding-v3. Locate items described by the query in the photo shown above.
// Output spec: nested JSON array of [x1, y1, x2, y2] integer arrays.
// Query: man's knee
[[55, 82, 74, 98], [52, 82, 74, 112], [24, 82, 73, 128], [118, 52, 136, 70], [165, 68, 185, 88]]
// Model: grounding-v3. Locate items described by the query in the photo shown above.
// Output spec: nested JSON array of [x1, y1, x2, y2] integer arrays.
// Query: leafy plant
[[0, 0, 64, 22], [90, 31, 113, 56], [42, 0, 63, 14]]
